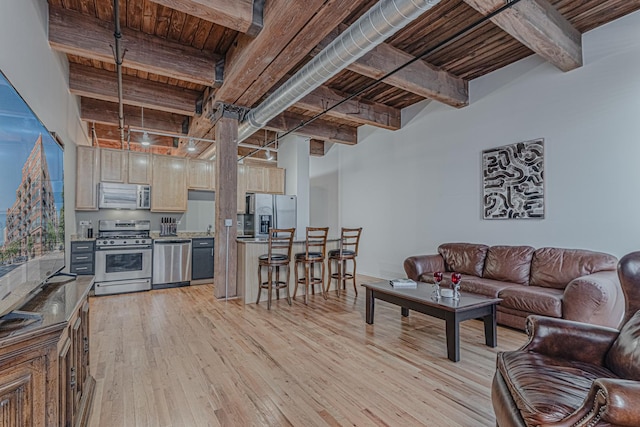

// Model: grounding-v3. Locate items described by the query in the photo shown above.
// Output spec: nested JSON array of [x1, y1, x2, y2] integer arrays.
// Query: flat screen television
[[0, 70, 65, 319]]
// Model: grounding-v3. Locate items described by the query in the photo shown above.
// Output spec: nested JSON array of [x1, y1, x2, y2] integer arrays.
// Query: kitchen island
[[237, 237, 340, 304]]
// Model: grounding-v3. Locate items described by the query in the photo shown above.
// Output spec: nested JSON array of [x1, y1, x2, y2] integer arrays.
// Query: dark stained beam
[[233, 0, 371, 108], [92, 123, 176, 148], [265, 112, 357, 146], [48, 6, 222, 85], [297, 86, 401, 130], [314, 26, 468, 108], [310, 139, 325, 157], [463, 0, 582, 71], [148, 0, 264, 35], [213, 0, 328, 105], [69, 63, 199, 116], [81, 98, 188, 134]]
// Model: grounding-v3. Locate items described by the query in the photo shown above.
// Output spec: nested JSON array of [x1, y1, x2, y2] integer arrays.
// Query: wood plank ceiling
[[47, 0, 640, 160]]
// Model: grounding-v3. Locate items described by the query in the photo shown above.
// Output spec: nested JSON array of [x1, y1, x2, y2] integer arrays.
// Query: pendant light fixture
[[187, 138, 196, 152]]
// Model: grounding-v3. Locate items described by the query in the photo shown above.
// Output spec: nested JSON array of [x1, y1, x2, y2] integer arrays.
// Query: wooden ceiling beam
[[233, 0, 371, 108], [69, 63, 199, 116], [310, 139, 325, 157], [297, 86, 401, 130], [81, 98, 188, 135], [213, 0, 329, 105], [315, 26, 468, 108], [91, 123, 176, 148], [463, 0, 582, 71], [48, 6, 222, 86], [265, 112, 357, 146], [148, 0, 264, 35]]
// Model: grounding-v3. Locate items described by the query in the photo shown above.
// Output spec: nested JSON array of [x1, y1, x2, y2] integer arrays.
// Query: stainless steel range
[[94, 219, 153, 296]]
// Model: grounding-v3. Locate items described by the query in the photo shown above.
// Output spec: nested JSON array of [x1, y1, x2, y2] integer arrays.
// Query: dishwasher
[[152, 239, 192, 289]]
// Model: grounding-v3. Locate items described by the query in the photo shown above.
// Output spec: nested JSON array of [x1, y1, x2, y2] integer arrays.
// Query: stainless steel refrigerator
[[244, 194, 297, 238]]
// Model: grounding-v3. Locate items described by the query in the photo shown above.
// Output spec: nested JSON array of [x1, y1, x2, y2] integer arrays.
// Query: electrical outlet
[[224, 219, 233, 227]]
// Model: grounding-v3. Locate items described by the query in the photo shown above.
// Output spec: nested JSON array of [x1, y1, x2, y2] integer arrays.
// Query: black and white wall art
[[482, 139, 544, 219]]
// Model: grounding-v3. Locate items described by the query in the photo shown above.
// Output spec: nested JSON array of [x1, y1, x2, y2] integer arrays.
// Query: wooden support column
[[212, 103, 242, 299]]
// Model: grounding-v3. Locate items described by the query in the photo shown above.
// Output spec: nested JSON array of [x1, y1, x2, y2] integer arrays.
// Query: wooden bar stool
[[257, 228, 295, 310], [294, 227, 329, 304], [328, 227, 362, 296]]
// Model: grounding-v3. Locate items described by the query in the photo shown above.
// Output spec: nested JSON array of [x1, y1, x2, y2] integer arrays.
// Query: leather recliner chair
[[492, 251, 640, 427]]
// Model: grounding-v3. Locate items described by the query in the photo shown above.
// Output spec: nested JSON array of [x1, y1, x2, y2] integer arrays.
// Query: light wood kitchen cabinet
[[265, 167, 285, 194], [151, 154, 188, 212], [245, 165, 266, 193], [99, 148, 127, 183], [75, 145, 99, 210], [128, 152, 152, 184], [188, 159, 215, 190]]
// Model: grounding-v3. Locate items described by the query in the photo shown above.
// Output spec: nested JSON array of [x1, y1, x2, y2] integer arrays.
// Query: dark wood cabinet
[[0, 276, 95, 427], [191, 238, 214, 283]]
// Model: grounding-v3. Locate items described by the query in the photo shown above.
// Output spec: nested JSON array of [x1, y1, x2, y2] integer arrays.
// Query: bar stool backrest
[[268, 228, 295, 261], [305, 227, 329, 258], [339, 227, 362, 256]]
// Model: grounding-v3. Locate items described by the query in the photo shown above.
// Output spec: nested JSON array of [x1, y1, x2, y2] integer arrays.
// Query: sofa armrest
[[403, 254, 445, 281], [522, 315, 619, 366], [563, 270, 625, 329], [545, 379, 640, 427]]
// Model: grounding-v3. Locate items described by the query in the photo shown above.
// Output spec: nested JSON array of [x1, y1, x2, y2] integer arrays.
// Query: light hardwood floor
[[88, 278, 528, 426]]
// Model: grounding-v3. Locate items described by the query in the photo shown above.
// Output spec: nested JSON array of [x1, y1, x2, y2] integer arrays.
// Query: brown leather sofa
[[404, 243, 624, 330], [492, 251, 640, 427]]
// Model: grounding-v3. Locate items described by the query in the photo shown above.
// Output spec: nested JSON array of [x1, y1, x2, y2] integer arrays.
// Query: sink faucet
[[207, 224, 212, 236]]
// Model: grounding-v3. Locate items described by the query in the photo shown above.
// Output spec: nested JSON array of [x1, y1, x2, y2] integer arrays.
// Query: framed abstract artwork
[[482, 139, 544, 219]]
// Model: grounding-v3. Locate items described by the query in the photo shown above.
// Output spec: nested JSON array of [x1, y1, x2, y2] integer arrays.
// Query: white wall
[[319, 11, 640, 279], [278, 135, 310, 237], [0, 0, 88, 270], [309, 146, 341, 237]]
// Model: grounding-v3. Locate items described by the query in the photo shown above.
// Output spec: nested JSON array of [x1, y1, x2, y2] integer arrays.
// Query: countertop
[[71, 232, 214, 242], [0, 275, 94, 341], [237, 237, 341, 244]]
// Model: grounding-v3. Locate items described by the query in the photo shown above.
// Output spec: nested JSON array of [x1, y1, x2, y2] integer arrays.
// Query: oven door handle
[[97, 245, 152, 250]]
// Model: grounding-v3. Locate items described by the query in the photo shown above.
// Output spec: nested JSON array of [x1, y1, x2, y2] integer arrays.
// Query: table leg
[[366, 288, 374, 324], [401, 307, 409, 317], [484, 304, 497, 347], [445, 312, 460, 362]]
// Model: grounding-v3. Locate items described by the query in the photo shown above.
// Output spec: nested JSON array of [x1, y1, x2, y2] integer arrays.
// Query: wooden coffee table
[[362, 281, 501, 362]]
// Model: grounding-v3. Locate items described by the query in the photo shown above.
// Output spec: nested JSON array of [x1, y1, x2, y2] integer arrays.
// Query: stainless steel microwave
[[98, 183, 151, 209]]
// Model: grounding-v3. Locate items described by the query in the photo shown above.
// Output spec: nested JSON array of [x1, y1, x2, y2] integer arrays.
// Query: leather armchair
[[492, 251, 640, 427]]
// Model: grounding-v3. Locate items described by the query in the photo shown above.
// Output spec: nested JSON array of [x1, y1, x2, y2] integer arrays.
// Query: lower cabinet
[[192, 238, 214, 283], [0, 277, 94, 427]]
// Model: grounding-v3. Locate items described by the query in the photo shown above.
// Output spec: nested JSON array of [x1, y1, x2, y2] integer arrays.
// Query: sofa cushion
[[438, 243, 488, 276], [498, 286, 563, 318], [530, 247, 618, 289], [606, 311, 640, 381], [497, 351, 616, 426], [459, 276, 520, 298], [483, 245, 535, 285]]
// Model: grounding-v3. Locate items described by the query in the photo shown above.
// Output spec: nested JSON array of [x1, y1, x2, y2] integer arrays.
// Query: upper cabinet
[[151, 155, 187, 212], [244, 166, 265, 193], [187, 159, 215, 190], [75, 146, 100, 211], [265, 167, 285, 194], [237, 164, 246, 214], [244, 166, 285, 195], [128, 152, 152, 184], [99, 148, 127, 183]]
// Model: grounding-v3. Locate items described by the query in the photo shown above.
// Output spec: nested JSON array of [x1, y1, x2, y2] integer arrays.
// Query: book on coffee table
[[389, 278, 417, 288]]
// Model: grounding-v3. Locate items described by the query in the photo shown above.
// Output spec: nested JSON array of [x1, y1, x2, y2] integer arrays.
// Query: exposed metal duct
[[236, 0, 442, 143]]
